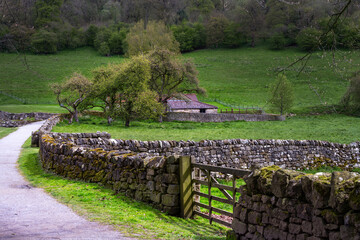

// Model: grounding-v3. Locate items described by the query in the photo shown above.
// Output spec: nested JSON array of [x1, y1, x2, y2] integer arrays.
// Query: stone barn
[[166, 94, 218, 114]]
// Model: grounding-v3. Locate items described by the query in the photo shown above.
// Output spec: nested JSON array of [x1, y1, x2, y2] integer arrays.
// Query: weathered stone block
[[150, 192, 161, 203], [264, 226, 280, 240], [232, 218, 247, 235], [248, 224, 256, 233], [296, 204, 312, 221], [312, 216, 327, 238], [301, 220, 312, 234], [295, 233, 308, 240], [329, 231, 340, 240], [240, 208, 248, 222], [340, 225, 360, 240], [248, 211, 262, 225], [167, 184, 179, 194], [288, 223, 301, 235], [162, 194, 179, 207]]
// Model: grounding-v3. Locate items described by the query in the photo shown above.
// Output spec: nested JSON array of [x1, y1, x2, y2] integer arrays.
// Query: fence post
[[179, 156, 193, 219]]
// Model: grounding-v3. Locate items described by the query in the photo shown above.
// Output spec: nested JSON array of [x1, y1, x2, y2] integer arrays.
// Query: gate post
[[179, 156, 193, 218]]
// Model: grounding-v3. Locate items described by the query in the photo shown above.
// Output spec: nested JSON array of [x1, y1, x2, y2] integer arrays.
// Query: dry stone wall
[[66, 137, 360, 171], [39, 133, 181, 215], [231, 166, 360, 240], [0, 111, 54, 127], [164, 112, 285, 122]]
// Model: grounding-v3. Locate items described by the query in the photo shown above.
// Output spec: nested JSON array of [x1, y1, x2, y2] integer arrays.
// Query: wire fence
[[204, 98, 265, 114]]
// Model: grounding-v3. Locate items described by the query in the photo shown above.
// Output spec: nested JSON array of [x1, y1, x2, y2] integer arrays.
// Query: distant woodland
[[1, 0, 360, 54]]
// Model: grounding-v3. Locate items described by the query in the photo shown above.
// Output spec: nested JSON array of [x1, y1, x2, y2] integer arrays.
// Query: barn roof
[[167, 94, 218, 110]]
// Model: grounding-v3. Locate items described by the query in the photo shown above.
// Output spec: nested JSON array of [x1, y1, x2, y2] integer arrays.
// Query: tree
[[124, 20, 180, 56], [51, 73, 92, 123], [90, 64, 120, 124], [114, 55, 164, 127], [205, 15, 229, 48], [341, 72, 360, 116], [269, 74, 294, 115], [146, 49, 206, 107], [35, 0, 63, 27]]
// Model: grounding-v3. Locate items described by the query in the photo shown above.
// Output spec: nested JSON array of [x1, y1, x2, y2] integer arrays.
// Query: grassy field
[[53, 114, 360, 144], [18, 139, 228, 239], [1, 47, 359, 113], [0, 127, 16, 139]]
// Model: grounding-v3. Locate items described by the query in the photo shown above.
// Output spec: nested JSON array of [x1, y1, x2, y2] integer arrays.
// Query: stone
[[349, 180, 360, 210], [232, 218, 247, 235], [288, 223, 301, 235], [257, 166, 281, 195], [262, 213, 269, 224], [161, 194, 179, 207], [329, 231, 340, 240], [135, 191, 143, 201], [312, 216, 327, 238], [271, 169, 303, 198], [279, 231, 288, 240], [295, 234, 308, 240], [329, 171, 358, 213], [321, 209, 343, 225], [167, 164, 179, 174], [234, 204, 242, 218], [239, 207, 248, 222], [150, 192, 161, 203], [248, 211, 262, 225], [167, 185, 180, 194], [147, 181, 155, 191], [286, 234, 295, 240], [301, 220, 312, 234], [296, 204, 312, 221], [256, 225, 264, 235], [271, 207, 290, 221], [248, 224, 256, 233], [279, 221, 288, 231], [264, 226, 280, 240], [340, 225, 360, 240]]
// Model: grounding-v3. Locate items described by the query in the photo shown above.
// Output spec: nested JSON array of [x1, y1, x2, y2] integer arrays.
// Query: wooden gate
[[179, 156, 251, 227]]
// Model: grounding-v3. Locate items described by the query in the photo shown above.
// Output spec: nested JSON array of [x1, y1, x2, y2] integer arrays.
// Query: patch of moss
[[260, 165, 281, 179]]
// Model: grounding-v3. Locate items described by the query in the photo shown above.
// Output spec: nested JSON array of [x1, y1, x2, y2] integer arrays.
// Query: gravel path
[[0, 121, 131, 240]]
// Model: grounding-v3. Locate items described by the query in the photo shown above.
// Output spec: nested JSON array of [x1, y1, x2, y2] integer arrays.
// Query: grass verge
[[18, 139, 228, 239], [0, 127, 16, 139]]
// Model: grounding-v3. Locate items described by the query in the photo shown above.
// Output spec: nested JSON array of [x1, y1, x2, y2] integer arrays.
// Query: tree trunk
[[107, 116, 113, 125], [125, 118, 130, 127], [74, 109, 79, 122]]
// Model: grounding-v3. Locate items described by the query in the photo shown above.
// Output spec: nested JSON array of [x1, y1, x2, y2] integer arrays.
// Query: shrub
[[269, 32, 287, 50], [223, 23, 247, 48], [85, 25, 99, 47], [31, 29, 58, 54], [205, 16, 229, 48], [108, 30, 127, 55], [296, 27, 322, 51], [98, 42, 110, 56]]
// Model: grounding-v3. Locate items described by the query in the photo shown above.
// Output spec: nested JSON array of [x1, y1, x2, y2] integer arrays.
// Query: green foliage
[[341, 72, 360, 116], [125, 20, 180, 56], [51, 73, 93, 123], [90, 64, 120, 124], [223, 23, 247, 48], [296, 27, 322, 51], [269, 32, 287, 50], [94, 28, 112, 50], [6, 25, 35, 52], [114, 55, 164, 127], [85, 25, 98, 47], [171, 22, 207, 52], [205, 16, 229, 48], [108, 30, 127, 55], [35, 0, 63, 27], [269, 74, 294, 115], [31, 29, 58, 54], [98, 42, 110, 56]]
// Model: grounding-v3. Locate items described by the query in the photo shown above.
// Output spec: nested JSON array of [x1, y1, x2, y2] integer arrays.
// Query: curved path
[[0, 121, 130, 239]]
